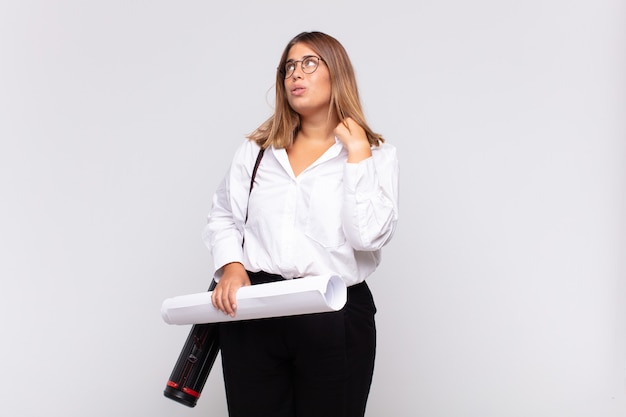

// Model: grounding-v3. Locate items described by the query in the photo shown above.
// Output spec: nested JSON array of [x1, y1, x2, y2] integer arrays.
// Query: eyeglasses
[[281, 55, 325, 79]]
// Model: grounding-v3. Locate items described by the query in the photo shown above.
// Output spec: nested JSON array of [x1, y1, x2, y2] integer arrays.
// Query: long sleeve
[[342, 143, 399, 251], [202, 140, 260, 279]]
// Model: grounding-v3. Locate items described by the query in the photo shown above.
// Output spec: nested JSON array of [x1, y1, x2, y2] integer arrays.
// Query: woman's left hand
[[334, 117, 372, 163]]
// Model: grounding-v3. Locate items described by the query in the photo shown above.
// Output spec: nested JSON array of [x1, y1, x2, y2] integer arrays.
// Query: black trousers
[[219, 271, 377, 417]]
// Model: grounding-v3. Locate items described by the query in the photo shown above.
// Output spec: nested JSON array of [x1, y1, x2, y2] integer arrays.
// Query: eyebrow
[[285, 55, 317, 63]]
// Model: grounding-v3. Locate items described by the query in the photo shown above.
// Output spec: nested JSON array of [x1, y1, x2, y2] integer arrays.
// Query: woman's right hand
[[211, 262, 250, 317]]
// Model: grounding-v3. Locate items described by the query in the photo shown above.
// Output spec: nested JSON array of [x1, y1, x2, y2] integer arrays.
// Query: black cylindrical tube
[[164, 281, 219, 407]]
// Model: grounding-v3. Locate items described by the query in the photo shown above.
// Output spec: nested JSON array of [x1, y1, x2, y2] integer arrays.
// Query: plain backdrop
[[1, 1, 624, 416]]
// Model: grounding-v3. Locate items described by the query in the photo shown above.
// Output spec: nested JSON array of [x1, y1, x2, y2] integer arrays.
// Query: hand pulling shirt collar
[[204, 138, 399, 286]]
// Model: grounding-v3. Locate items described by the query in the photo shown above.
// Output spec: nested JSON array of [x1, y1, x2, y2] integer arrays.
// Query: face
[[283, 43, 332, 119]]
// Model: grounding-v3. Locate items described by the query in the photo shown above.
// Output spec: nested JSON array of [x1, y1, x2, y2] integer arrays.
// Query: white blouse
[[203, 137, 399, 287]]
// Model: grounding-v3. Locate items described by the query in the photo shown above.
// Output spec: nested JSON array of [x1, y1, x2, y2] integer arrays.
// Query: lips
[[291, 85, 306, 96]]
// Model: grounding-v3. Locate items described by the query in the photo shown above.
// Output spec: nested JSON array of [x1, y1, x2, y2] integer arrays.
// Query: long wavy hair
[[247, 31, 384, 149]]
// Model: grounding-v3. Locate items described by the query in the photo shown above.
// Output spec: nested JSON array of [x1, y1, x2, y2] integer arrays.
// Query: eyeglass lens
[[284, 56, 320, 78]]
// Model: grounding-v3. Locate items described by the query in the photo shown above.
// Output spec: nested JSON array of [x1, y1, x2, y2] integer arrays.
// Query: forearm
[[342, 148, 399, 251]]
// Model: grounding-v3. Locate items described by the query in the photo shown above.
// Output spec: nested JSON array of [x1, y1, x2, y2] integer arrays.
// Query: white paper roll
[[161, 274, 347, 325]]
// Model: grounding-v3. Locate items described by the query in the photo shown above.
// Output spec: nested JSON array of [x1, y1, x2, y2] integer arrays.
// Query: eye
[[285, 61, 296, 72], [303, 57, 318, 68]]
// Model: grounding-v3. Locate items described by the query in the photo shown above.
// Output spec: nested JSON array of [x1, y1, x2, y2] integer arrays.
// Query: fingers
[[335, 117, 360, 135], [335, 118, 371, 162], [335, 118, 367, 144], [211, 283, 238, 317], [210, 265, 250, 317]]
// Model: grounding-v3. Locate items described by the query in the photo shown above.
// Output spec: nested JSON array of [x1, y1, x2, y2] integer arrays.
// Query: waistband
[[247, 270, 366, 291]]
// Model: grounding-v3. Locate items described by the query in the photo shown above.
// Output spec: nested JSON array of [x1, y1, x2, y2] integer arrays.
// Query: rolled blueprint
[[161, 274, 347, 325]]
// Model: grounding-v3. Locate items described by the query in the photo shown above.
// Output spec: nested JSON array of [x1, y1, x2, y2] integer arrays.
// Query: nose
[[290, 66, 304, 80]]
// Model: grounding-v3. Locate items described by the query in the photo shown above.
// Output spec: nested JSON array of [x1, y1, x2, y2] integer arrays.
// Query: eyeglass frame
[[279, 55, 326, 79]]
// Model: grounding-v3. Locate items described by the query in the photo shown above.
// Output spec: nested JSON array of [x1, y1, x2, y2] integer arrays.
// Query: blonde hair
[[247, 31, 384, 149]]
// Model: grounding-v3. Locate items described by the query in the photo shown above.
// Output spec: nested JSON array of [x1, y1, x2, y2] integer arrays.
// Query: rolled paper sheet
[[161, 274, 347, 325]]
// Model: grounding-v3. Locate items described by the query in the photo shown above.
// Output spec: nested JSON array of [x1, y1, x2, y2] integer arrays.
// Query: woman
[[203, 31, 399, 417]]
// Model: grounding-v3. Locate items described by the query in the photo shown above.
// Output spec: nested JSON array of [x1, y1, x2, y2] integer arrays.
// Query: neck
[[297, 113, 339, 143]]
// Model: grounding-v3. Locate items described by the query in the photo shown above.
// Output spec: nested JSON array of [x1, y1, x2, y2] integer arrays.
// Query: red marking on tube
[[167, 381, 179, 389], [182, 387, 200, 398]]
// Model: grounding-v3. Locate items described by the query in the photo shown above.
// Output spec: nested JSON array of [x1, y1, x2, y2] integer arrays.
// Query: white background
[[1, 1, 624, 416]]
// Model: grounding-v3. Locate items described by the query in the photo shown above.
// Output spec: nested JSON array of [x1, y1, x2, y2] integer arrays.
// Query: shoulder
[[373, 141, 396, 152], [234, 138, 262, 157], [231, 139, 263, 170], [371, 141, 398, 164]]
